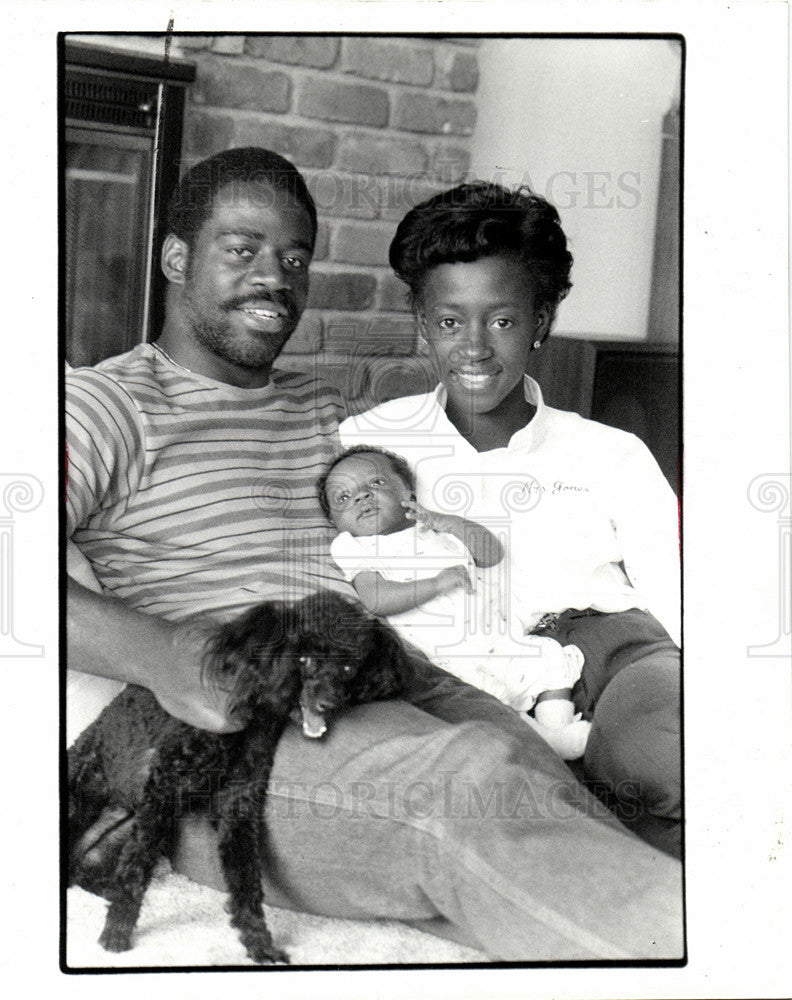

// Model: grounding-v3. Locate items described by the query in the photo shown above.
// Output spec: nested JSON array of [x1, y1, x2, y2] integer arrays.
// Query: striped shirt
[[66, 343, 353, 622]]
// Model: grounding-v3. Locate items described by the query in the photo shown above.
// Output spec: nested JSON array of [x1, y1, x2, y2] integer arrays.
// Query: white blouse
[[340, 376, 681, 646]]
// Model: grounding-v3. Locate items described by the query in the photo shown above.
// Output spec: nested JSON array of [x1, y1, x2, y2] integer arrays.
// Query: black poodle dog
[[68, 591, 412, 964]]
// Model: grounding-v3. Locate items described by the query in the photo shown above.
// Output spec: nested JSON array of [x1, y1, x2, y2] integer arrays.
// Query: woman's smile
[[452, 368, 501, 389]]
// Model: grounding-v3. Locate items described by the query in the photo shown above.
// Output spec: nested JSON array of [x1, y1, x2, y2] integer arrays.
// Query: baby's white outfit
[[330, 524, 584, 714]]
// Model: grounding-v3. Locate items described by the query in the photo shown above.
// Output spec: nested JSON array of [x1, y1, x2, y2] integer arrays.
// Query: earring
[[532, 340, 542, 350]]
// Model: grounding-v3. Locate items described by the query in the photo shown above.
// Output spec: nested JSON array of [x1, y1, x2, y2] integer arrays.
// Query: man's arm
[[68, 578, 241, 732]]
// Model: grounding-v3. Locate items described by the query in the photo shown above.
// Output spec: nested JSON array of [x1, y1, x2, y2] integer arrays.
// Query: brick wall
[[174, 34, 480, 412]]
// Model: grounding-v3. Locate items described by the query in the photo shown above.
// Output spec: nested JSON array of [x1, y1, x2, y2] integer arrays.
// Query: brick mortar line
[[287, 63, 479, 101], [310, 262, 391, 275], [187, 109, 475, 159], [187, 103, 472, 145], [189, 46, 478, 97], [191, 54, 478, 103], [180, 161, 462, 188], [317, 310, 418, 322], [328, 218, 409, 232], [300, 166, 466, 185]]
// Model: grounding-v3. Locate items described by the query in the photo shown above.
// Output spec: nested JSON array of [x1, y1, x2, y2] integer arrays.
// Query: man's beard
[[184, 285, 298, 372]]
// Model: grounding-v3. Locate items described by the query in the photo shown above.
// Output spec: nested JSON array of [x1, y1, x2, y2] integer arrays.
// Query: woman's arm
[[352, 566, 471, 616], [607, 437, 681, 647], [68, 578, 240, 732], [402, 500, 503, 568]]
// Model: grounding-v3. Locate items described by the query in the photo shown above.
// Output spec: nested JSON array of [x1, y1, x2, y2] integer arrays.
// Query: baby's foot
[[562, 643, 585, 674], [522, 713, 592, 760]]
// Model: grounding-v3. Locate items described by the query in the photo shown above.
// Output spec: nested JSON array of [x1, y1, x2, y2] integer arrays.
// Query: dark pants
[[531, 608, 682, 858]]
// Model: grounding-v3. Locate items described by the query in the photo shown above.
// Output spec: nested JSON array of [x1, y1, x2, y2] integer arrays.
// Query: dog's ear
[[350, 621, 412, 703], [203, 601, 294, 717], [297, 591, 361, 646], [204, 602, 289, 679]]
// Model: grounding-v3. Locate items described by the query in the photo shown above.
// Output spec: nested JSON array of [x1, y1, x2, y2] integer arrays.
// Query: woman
[[340, 181, 682, 858]]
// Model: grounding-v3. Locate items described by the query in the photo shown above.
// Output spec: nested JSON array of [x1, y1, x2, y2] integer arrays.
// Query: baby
[[317, 446, 591, 759]]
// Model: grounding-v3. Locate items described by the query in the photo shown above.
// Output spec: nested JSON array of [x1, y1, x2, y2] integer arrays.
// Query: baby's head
[[318, 447, 415, 538]]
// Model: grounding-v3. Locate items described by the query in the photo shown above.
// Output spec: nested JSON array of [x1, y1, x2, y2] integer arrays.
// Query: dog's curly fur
[[68, 592, 412, 964]]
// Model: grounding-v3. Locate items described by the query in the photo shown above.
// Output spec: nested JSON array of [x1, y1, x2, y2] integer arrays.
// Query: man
[[67, 147, 683, 961]]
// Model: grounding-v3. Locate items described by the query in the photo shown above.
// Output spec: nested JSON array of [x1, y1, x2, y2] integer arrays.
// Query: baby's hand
[[435, 564, 474, 595], [402, 499, 455, 534]]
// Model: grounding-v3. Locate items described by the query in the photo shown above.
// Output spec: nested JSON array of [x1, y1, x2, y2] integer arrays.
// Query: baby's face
[[324, 453, 412, 537]]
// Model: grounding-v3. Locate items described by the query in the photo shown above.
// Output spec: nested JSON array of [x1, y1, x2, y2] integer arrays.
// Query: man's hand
[[151, 620, 244, 733], [68, 578, 243, 734]]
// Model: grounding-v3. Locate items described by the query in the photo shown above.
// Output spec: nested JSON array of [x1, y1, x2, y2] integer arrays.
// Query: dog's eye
[[299, 656, 307, 665], [342, 664, 354, 675]]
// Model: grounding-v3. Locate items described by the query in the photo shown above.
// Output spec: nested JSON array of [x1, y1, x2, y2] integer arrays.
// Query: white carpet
[[66, 859, 488, 968]]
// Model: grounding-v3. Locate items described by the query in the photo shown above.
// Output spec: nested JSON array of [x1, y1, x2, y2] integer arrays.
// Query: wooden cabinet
[[529, 337, 680, 493]]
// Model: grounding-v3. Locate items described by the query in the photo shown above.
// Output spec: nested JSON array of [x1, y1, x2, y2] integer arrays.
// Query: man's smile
[[241, 305, 283, 319], [230, 296, 295, 333], [451, 369, 500, 389]]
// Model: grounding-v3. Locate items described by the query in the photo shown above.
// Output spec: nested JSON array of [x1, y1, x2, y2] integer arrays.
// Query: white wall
[[470, 38, 681, 340]]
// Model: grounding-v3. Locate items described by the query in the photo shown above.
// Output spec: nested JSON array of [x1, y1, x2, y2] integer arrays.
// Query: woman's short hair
[[165, 146, 317, 249], [317, 446, 416, 521], [389, 181, 573, 322]]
